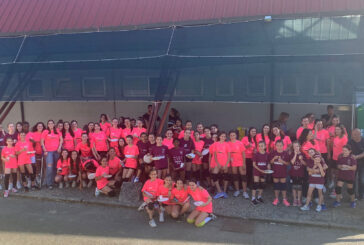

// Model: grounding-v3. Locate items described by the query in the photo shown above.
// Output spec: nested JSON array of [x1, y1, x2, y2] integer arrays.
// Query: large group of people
[[0, 104, 363, 228]]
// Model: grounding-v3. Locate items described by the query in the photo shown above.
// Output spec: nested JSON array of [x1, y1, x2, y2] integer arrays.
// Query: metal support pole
[[157, 101, 171, 135], [20, 101, 25, 122]]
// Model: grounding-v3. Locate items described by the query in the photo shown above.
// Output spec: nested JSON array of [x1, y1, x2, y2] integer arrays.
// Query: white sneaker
[[323, 186, 327, 193], [95, 188, 100, 197], [0, 184, 3, 190], [27, 178, 31, 188], [133, 177, 139, 183], [328, 181, 335, 189], [8, 183, 13, 190], [233, 190, 240, 197], [243, 192, 250, 199], [149, 219, 157, 228], [316, 205, 322, 212], [16, 181, 22, 189], [59, 182, 63, 189], [36, 175, 41, 185], [159, 212, 165, 222]]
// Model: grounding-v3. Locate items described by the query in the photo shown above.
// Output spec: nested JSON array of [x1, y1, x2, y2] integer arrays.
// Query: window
[[247, 76, 265, 96], [3, 80, 19, 98], [314, 75, 335, 96], [175, 76, 203, 96], [27, 80, 44, 97], [55, 79, 73, 97], [82, 78, 106, 97], [216, 79, 234, 96], [123, 76, 149, 96], [280, 76, 298, 96]]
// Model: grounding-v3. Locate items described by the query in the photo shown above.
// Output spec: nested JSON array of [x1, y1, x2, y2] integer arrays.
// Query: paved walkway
[[11, 185, 364, 231]]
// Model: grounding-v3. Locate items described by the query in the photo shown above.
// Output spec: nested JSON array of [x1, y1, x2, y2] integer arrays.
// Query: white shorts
[[309, 184, 324, 190]]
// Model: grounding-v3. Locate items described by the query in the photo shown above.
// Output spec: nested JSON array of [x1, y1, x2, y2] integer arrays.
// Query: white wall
[[1, 102, 353, 135]]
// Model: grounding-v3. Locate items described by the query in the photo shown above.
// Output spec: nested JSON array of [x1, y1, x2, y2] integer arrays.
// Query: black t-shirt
[[349, 138, 364, 165]]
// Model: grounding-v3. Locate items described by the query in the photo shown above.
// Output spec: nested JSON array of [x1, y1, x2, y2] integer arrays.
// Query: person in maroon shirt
[[251, 141, 270, 205], [202, 127, 214, 187], [179, 129, 195, 181], [150, 136, 169, 179], [289, 142, 306, 207], [168, 138, 186, 181], [270, 140, 290, 207], [333, 144, 357, 208], [135, 133, 149, 182], [301, 154, 328, 212]]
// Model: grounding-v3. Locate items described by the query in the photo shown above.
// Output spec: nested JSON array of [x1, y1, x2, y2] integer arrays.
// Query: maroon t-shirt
[[269, 151, 289, 178], [168, 147, 185, 169], [252, 152, 269, 177], [307, 158, 326, 184], [289, 153, 305, 178], [202, 137, 214, 163], [337, 154, 357, 181], [137, 141, 149, 159], [179, 138, 195, 161], [150, 145, 169, 170]]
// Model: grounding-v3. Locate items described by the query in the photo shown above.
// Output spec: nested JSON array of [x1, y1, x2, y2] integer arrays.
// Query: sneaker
[[329, 190, 337, 199], [11, 188, 18, 193], [36, 175, 41, 185], [223, 192, 228, 199], [27, 179, 31, 188], [300, 205, 310, 211], [242, 192, 249, 199], [233, 190, 240, 197], [213, 192, 224, 199], [16, 181, 22, 189], [72, 181, 76, 188], [4, 190, 9, 198], [297, 200, 302, 206], [133, 177, 140, 183], [316, 205, 322, 212], [272, 198, 279, 206], [333, 201, 341, 208], [309, 201, 313, 208], [59, 182, 63, 189], [138, 202, 147, 211], [328, 181, 335, 189], [87, 181, 93, 188], [302, 197, 306, 203], [251, 199, 258, 205], [293, 200, 298, 207], [257, 197, 264, 203], [321, 204, 327, 211], [159, 212, 165, 222], [283, 199, 290, 207], [350, 201, 357, 208], [149, 219, 157, 228], [48, 185, 53, 190], [65, 182, 70, 188], [209, 213, 217, 220], [95, 188, 100, 197], [8, 183, 13, 190]]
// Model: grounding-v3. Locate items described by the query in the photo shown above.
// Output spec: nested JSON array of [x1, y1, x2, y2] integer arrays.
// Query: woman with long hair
[[108, 118, 122, 151], [41, 119, 63, 189], [91, 123, 109, 160], [99, 114, 111, 133], [270, 125, 292, 151], [69, 150, 81, 188], [256, 124, 271, 152], [31, 122, 45, 184], [54, 149, 71, 188], [241, 127, 257, 188], [71, 120, 83, 145], [62, 121, 75, 152]]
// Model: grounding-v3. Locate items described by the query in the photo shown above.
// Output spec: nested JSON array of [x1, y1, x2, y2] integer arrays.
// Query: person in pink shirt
[[212, 132, 231, 199], [196, 123, 205, 139], [108, 118, 122, 150], [162, 129, 174, 150], [107, 147, 123, 188], [99, 114, 111, 133], [241, 127, 257, 189], [1, 138, 18, 197], [15, 131, 36, 191], [71, 120, 83, 145], [186, 180, 213, 228], [54, 149, 71, 189], [95, 156, 116, 197], [192, 131, 204, 183], [296, 116, 310, 140], [122, 135, 139, 182], [314, 119, 330, 161], [298, 129, 320, 159], [56, 120, 64, 135], [31, 122, 45, 183], [306, 113, 315, 130], [121, 118, 133, 140], [229, 130, 248, 198], [91, 123, 109, 160], [62, 121, 75, 152], [256, 124, 271, 152], [41, 120, 63, 189], [131, 119, 146, 144], [178, 120, 194, 139], [202, 127, 214, 188], [84, 122, 95, 139], [170, 179, 190, 219], [270, 125, 292, 151]]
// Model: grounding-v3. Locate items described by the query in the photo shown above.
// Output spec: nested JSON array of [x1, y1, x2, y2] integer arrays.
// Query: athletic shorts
[[309, 184, 324, 189]]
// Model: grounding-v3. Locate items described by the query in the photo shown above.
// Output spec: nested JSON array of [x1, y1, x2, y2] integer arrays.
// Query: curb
[[12, 193, 363, 232]]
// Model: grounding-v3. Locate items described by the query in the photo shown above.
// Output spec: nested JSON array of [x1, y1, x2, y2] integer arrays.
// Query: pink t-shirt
[[95, 165, 109, 189], [124, 145, 139, 169], [2, 147, 17, 168], [228, 141, 245, 165], [131, 127, 146, 144], [41, 130, 61, 152], [241, 136, 256, 159], [187, 187, 212, 213], [192, 140, 205, 164], [91, 131, 108, 152], [63, 132, 75, 151], [15, 140, 33, 164], [57, 158, 70, 176], [73, 128, 83, 144], [256, 133, 270, 152], [162, 138, 174, 150], [316, 129, 330, 154], [108, 127, 122, 148], [333, 135, 348, 161], [214, 142, 230, 166], [30, 131, 43, 155], [270, 136, 292, 151], [178, 130, 194, 139]]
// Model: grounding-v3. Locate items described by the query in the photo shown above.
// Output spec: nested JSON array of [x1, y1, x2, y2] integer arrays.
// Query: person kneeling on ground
[[187, 179, 215, 228], [55, 149, 71, 189], [170, 179, 190, 220], [141, 169, 164, 228], [95, 156, 116, 197]]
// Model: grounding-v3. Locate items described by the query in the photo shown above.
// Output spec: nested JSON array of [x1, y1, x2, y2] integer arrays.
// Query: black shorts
[[291, 176, 304, 186], [337, 179, 355, 185]]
